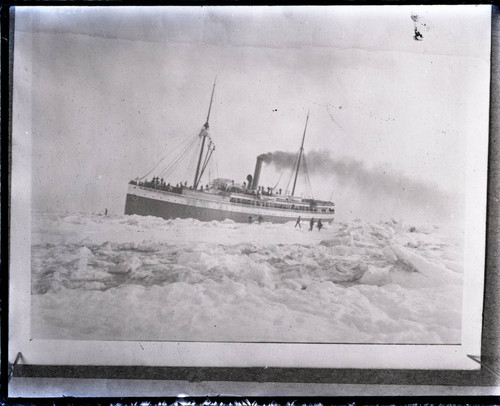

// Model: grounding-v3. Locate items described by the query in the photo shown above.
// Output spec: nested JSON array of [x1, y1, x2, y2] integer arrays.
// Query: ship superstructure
[[125, 81, 335, 223]]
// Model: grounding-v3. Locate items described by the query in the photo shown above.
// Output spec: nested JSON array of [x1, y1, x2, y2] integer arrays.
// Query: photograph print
[[13, 6, 490, 345]]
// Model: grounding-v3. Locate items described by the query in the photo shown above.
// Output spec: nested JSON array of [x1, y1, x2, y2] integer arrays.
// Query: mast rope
[[200, 139, 213, 175], [183, 137, 201, 184], [160, 139, 198, 180], [159, 137, 197, 178], [302, 154, 315, 200], [198, 142, 215, 185], [285, 150, 301, 195], [272, 167, 288, 191], [137, 154, 171, 181], [158, 134, 199, 179], [137, 130, 199, 180]]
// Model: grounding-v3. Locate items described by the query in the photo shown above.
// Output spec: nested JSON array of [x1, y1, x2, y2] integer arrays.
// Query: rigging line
[[200, 139, 213, 175], [138, 154, 170, 180], [302, 154, 314, 200], [181, 145, 198, 185], [163, 148, 193, 183], [285, 150, 301, 195], [166, 132, 199, 167], [158, 136, 198, 178], [149, 130, 188, 162], [138, 131, 199, 180], [140, 137, 192, 179], [198, 149, 215, 187], [272, 167, 288, 190], [199, 143, 215, 184], [284, 152, 299, 192], [161, 143, 198, 181], [139, 146, 183, 179], [159, 136, 199, 179], [306, 159, 314, 199], [186, 136, 203, 184], [163, 129, 201, 161]]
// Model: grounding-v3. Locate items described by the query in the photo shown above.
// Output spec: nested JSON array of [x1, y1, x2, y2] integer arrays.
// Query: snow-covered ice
[[31, 211, 464, 343]]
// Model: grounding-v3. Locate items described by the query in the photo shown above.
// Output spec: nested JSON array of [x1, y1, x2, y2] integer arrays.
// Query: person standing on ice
[[308, 217, 315, 231], [295, 216, 301, 228], [317, 219, 323, 231]]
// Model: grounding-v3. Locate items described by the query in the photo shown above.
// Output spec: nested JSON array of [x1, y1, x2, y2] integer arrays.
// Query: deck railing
[[129, 181, 335, 215]]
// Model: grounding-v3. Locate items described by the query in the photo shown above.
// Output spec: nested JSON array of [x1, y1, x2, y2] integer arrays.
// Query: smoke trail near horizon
[[259, 150, 460, 219]]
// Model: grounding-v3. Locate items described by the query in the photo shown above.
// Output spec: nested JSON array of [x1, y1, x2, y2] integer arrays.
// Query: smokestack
[[251, 156, 264, 190]]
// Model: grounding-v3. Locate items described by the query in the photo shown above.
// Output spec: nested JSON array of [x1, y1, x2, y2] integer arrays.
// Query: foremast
[[193, 78, 217, 189]]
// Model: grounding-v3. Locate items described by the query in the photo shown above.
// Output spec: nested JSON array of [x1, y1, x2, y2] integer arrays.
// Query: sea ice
[[30, 211, 464, 344]]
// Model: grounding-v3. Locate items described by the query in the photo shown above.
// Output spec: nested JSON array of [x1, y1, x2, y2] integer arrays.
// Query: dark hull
[[125, 193, 330, 224]]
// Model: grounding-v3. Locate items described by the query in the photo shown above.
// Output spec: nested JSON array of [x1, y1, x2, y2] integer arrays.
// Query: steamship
[[124, 82, 335, 224]]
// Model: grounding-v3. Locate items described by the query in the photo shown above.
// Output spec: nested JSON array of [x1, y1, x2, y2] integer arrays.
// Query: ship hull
[[125, 185, 334, 224]]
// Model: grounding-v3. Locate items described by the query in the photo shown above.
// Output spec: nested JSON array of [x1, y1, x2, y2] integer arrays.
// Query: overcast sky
[[14, 5, 491, 223]]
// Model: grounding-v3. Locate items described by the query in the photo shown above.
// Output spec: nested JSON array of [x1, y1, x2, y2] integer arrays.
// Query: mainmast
[[193, 78, 216, 189], [291, 111, 309, 196]]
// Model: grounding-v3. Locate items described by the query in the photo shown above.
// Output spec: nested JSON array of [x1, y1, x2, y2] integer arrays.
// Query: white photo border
[[8, 5, 490, 372]]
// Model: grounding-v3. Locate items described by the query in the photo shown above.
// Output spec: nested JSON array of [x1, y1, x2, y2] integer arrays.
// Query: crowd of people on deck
[[131, 170, 326, 201], [130, 178, 215, 194], [240, 183, 282, 197], [131, 177, 283, 197]]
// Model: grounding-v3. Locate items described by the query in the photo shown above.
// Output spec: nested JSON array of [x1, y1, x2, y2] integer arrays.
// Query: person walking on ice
[[317, 219, 323, 231], [295, 216, 301, 228], [308, 217, 315, 231]]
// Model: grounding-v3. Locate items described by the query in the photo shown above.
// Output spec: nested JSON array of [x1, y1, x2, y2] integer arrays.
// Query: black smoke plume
[[259, 150, 457, 217]]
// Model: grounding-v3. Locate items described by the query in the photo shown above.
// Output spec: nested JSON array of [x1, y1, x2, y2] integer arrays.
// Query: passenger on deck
[[258, 215, 263, 224], [295, 216, 301, 228], [248, 216, 253, 224], [308, 217, 315, 231]]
